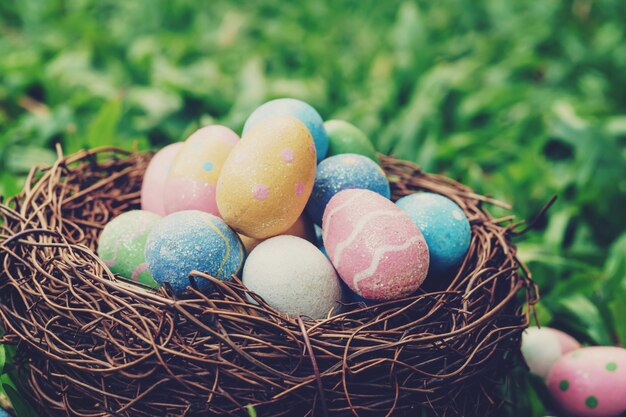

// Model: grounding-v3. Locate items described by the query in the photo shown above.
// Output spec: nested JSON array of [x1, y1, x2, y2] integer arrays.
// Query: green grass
[[1, 1, 625, 416]]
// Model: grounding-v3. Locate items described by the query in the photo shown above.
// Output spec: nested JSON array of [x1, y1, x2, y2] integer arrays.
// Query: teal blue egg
[[306, 153, 390, 225], [243, 98, 328, 162], [396, 192, 470, 275]]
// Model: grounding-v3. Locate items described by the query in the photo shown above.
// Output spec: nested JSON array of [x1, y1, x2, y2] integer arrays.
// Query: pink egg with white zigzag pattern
[[322, 189, 429, 301]]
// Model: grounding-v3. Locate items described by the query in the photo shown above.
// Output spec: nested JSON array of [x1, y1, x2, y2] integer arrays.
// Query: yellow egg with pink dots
[[217, 116, 317, 239], [164, 125, 239, 216]]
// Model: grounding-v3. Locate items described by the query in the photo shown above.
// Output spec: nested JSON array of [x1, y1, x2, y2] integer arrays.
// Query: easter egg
[[145, 210, 245, 295], [396, 192, 470, 276], [243, 236, 343, 319], [217, 116, 317, 239], [141, 143, 183, 216], [305, 153, 391, 225], [98, 210, 160, 288], [164, 125, 239, 216], [521, 326, 580, 379], [322, 189, 429, 301], [243, 98, 328, 162], [238, 214, 316, 253], [324, 120, 378, 162], [547, 346, 626, 417]]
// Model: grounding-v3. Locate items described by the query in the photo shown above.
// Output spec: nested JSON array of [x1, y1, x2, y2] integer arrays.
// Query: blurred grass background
[[0, 0, 625, 415]]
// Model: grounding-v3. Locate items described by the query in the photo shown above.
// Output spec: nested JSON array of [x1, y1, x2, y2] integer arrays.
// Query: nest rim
[[0, 146, 538, 417]]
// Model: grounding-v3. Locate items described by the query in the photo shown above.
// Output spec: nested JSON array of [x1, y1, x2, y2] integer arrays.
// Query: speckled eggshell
[[547, 346, 626, 417], [164, 125, 239, 216], [217, 116, 317, 239], [243, 98, 328, 162], [521, 326, 580, 379], [239, 213, 316, 253], [305, 154, 391, 225], [324, 120, 378, 162], [396, 192, 471, 276], [145, 210, 245, 295], [322, 189, 429, 301], [98, 210, 161, 288], [141, 143, 183, 216], [243, 235, 343, 319]]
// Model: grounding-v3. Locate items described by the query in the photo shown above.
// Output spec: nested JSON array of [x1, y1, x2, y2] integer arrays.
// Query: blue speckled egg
[[145, 210, 245, 295], [396, 192, 471, 275], [243, 98, 328, 162], [305, 153, 391, 225]]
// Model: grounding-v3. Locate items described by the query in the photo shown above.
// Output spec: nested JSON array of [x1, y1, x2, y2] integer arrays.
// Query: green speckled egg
[[98, 210, 161, 289], [324, 120, 378, 163]]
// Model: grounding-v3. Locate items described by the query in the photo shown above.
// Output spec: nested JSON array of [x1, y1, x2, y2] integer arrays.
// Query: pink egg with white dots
[[217, 116, 316, 239], [164, 125, 239, 216], [322, 189, 429, 301], [547, 346, 626, 417]]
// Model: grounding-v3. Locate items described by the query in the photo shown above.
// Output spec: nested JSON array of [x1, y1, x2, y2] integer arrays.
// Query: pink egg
[[141, 143, 183, 216], [547, 346, 626, 417], [521, 326, 581, 379], [544, 327, 581, 354], [164, 125, 239, 216], [322, 189, 429, 301]]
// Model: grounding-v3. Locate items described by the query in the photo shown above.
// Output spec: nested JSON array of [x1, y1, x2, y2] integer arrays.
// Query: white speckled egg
[[547, 346, 626, 417], [521, 326, 580, 379], [242, 235, 343, 319]]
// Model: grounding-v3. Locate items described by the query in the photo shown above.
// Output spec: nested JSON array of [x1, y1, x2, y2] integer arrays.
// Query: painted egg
[[322, 189, 429, 301], [324, 120, 378, 162], [145, 210, 245, 295], [396, 192, 471, 276], [217, 116, 317, 239], [305, 153, 391, 225], [164, 125, 239, 216], [243, 98, 328, 162], [98, 210, 161, 288], [239, 214, 316, 253], [521, 326, 581, 379], [141, 143, 183, 216], [243, 235, 343, 319], [547, 346, 626, 417]]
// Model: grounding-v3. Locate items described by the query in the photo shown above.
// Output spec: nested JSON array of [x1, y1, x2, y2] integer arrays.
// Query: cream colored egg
[[242, 235, 343, 319]]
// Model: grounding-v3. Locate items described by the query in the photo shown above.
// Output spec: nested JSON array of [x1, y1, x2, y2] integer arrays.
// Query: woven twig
[[0, 147, 538, 417]]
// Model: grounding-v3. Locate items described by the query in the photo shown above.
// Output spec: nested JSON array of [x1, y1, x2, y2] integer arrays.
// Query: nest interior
[[0, 148, 537, 417]]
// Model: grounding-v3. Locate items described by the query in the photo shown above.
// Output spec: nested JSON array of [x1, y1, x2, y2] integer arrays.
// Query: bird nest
[[0, 147, 537, 417]]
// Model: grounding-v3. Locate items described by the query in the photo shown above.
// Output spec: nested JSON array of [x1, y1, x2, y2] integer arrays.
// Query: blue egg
[[145, 210, 245, 295], [305, 153, 391, 225], [243, 98, 329, 162], [396, 192, 471, 275]]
